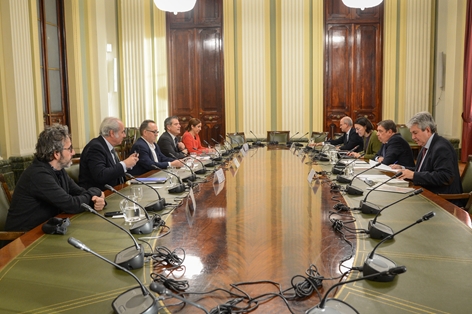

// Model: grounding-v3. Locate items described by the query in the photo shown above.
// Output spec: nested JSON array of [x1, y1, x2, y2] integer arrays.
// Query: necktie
[[111, 149, 120, 164], [418, 147, 428, 171], [174, 137, 179, 148]]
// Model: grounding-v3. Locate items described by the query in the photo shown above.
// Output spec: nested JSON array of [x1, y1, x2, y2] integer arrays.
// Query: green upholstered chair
[[397, 124, 420, 156], [227, 132, 246, 146], [310, 132, 328, 143], [438, 155, 472, 211], [0, 174, 24, 242], [267, 131, 290, 143], [65, 159, 80, 184], [332, 132, 343, 140]]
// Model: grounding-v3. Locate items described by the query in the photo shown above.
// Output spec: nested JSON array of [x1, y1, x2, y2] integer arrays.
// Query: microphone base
[[359, 200, 381, 215], [168, 184, 186, 194], [332, 166, 345, 175], [130, 218, 154, 235], [368, 220, 394, 240], [336, 175, 352, 184], [345, 185, 363, 195], [115, 245, 144, 270], [195, 168, 207, 175], [211, 157, 222, 162], [145, 199, 165, 212], [185, 174, 197, 182], [363, 254, 398, 282], [112, 286, 159, 314], [205, 162, 217, 167], [306, 299, 359, 314]]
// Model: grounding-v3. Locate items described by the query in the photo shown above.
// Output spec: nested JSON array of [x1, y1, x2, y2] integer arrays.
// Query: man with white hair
[[315, 116, 363, 152], [79, 117, 139, 191]]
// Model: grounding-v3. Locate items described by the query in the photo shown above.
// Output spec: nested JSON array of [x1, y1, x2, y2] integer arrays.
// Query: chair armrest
[[0, 231, 25, 241]]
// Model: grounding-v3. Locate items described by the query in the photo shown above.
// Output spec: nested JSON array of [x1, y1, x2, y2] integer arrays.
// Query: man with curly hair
[[5, 125, 105, 232]]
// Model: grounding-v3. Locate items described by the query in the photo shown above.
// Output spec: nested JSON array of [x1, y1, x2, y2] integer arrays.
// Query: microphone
[[285, 131, 300, 146], [332, 152, 365, 175], [104, 184, 154, 235], [210, 138, 227, 160], [342, 162, 381, 195], [358, 172, 403, 214], [169, 152, 197, 182], [249, 130, 263, 147], [227, 133, 242, 150], [368, 188, 424, 239], [151, 165, 186, 193], [338, 145, 359, 159], [81, 203, 144, 270], [306, 266, 407, 313], [68, 237, 158, 314], [125, 173, 166, 212], [149, 282, 209, 313], [218, 134, 233, 155], [203, 140, 222, 162], [185, 154, 207, 174], [362, 211, 435, 282], [287, 132, 309, 147]]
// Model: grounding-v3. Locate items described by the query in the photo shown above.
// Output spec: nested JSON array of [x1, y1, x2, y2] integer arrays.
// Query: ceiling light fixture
[[153, 0, 197, 15], [342, 0, 383, 10]]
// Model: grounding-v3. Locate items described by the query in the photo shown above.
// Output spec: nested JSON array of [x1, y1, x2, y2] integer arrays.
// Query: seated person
[[373, 119, 415, 167], [157, 116, 188, 159], [79, 117, 139, 190], [314, 116, 363, 152], [5, 125, 105, 232], [348, 117, 382, 160], [391, 112, 464, 206], [128, 120, 183, 176], [182, 118, 215, 155]]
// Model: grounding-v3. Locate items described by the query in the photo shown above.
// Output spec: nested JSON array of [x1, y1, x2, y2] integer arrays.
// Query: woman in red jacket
[[182, 118, 215, 155]]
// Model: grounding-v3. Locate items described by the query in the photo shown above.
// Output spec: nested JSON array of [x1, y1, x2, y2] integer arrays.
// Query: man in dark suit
[[373, 119, 415, 167], [79, 117, 139, 191], [157, 116, 188, 159], [128, 120, 183, 176], [392, 112, 463, 205], [315, 116, 363, 152]]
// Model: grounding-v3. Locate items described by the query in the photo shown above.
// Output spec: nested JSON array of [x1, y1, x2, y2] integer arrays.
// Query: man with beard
[[5, 125, 105, 232]]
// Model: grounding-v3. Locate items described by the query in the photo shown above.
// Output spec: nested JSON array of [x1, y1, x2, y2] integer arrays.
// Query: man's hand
[[397, 169, 414, 180], [92, 195, 106, 211], [177, 142, 186, 151], [124, 152, 139, 169], [170, 159, 184, 168]]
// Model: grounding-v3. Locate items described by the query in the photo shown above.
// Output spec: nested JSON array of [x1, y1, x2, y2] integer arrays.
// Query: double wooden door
[[166, 0, 224, 146], [324, 0, 383, 135]]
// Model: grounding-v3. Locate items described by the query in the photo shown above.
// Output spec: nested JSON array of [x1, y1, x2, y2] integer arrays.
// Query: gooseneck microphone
[[104, 184, 154, 235], [285, 131, 300, 146], [68, 237, 158, 314], [342, 162, 381, 195], [363, 211, 435, 282], [203, 140, 222, 162], [249, 130, 263, 147], [368, 188, 424, 239], [169, 152, 197, 181], [151, 165, 186, 193], [149, 282, 209, 314], [288, 132, 309, 147], [185, 154, 207, 174], [125, 173, 166, 212], [306, 266, 407, 314], [81, 203, 144, 270], [333, 152, 365, 176], [358, 172, 403, 214], [219, 134, 234, 154]]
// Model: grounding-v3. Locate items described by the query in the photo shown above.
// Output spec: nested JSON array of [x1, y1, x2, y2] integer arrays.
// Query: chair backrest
[[396, 124, 414, 143], [461, 155, 472, 193], [310, 132, 328, 143], [0, 175, 11, 231], [65, 163, 80, 184], [267, 131, 290, 143], [332, 133, 343, 140], [227, 132, 246, 145]]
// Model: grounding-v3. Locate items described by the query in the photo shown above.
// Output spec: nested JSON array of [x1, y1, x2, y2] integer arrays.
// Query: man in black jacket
[[5, 125, 105, 232], [157, 116, 188, 159], [391, 112, 463, 206], [79, 117, 139, 190], [314, 116, 363, 152], [373, 119, 415, 168]]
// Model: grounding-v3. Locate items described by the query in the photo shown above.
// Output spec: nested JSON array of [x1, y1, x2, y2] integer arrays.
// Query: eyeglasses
[[147, 130, 159, 135], [63, 145, 74, 152]]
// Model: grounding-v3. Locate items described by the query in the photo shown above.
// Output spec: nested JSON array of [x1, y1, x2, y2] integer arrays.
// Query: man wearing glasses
[[5, 125, 105, 232], [79, 117, 139, 190], [128, 120, 183, 176]]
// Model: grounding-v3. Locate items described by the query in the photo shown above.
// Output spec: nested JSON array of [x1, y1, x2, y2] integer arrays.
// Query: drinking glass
[[131, 186, 143, 202], [329, 150, 338, 164], [168, 166, 176, 185], [119, 195, 141, 224]]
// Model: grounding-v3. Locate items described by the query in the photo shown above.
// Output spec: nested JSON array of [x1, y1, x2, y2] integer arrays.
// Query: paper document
[[368, 160, 400, 172]]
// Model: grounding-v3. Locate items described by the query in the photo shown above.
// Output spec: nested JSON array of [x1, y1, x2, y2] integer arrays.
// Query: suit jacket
[[328, 128, 363, 152], [373, 133, 415, 167], [6, 158, 102, 231], [128, 137, 175, 176], [406, 134, 463, 199], [79, 136, 126, 191], [157, 131, 187, 159]]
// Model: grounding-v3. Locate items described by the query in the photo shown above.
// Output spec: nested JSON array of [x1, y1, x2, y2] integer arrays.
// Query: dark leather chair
[[438, 155, 472, 212], [0, 174, 24, 242]]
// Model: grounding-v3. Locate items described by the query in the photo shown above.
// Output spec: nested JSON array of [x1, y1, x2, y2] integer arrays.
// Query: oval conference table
[[0, 145, 471, 314]]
